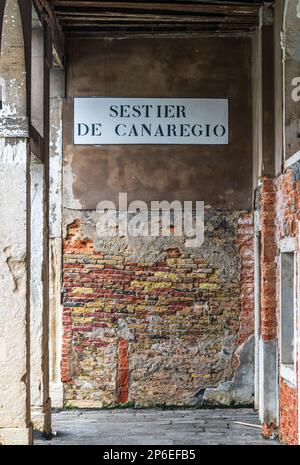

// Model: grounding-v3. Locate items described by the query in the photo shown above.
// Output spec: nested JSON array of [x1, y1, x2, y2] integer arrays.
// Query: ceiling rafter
[[34, 0, 65, 64], [45, 1, 271, 37]]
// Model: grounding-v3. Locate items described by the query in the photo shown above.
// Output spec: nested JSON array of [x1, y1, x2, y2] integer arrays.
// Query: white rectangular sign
[[74, 98, 228, 145]]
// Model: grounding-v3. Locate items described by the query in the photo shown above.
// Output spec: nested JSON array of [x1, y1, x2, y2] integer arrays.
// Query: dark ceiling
[[47, 1, 272, 37]]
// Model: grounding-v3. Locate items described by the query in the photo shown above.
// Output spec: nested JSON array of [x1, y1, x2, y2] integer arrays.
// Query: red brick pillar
[[259, 176, 278, 437], [117, 338, 129, 404], [260, 177, 277, 342]]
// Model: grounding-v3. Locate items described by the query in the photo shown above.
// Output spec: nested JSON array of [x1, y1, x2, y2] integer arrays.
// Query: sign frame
[[73, 96, 230, 146]]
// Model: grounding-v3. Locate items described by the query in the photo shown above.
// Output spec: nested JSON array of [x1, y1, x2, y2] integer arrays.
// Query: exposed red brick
[[262, 422, 277, 439], [277, 169, 300, 240], [64, 220, 96, 254], [235, 212, 254, 346], [279, 378, 298, 445], [260, 177, 277, 341], [62, 214, 255, 407], [117, 338, 129, 404], [274, 169, 300, 445]]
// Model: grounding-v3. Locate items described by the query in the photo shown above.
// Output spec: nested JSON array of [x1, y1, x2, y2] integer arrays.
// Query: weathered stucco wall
[[62, 211, 254, 407], [64, 36, 252, 210], [0, 0, 32, 444], [62, 36, 255, 407]]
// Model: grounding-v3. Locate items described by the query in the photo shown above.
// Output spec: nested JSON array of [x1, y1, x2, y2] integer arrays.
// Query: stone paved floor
[[34, 408, 279, 445]]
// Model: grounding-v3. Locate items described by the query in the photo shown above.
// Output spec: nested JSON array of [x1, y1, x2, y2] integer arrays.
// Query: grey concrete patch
[[34, 409, 279, 445], [259, 339, 279, 425], [203, 336, 254, 406]]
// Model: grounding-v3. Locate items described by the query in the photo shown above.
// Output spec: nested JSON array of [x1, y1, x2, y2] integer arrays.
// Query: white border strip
[[280, 364, 296, 386], [279, 237, 297, 252], [284, 150, 300, 169]]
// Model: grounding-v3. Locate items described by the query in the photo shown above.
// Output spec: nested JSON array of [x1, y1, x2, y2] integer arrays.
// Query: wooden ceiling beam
[[50, 1, 261, 16], [48, 1, 263, 37], [63, 26, 256, 38], [56, 12, 230, 21], [34, 0, 65, 65], [61, 23, 256, 29], [54, 9, 258, 22], [58, 15, 257, 24], [61, 22, 257, 32]]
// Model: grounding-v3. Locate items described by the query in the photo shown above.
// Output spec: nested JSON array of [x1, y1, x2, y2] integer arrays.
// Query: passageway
[[1, 0, 300, 446], [35, 409, 279, 446]]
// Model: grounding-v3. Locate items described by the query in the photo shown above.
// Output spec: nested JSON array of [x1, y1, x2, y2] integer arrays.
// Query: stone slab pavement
[[34, 408, 279, 445]]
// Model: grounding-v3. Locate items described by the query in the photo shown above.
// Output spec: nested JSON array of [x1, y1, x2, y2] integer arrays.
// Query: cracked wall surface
[[0, 137, 30, 437], [0, 0, 31, 444], [49, 69, 65, 408], [61, 212, 254, 407], [61, 36, 255, 408]]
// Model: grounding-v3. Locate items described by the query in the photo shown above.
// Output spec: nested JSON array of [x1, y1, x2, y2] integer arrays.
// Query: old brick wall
[[260, 169, 299, 443], [279, 378, 298, 445], [259, 177, 279, 438], [61, 36, 255, 408], [276, 168, 299, 445], [62, 211, 254, 407], [260, 177, 278, 342]]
